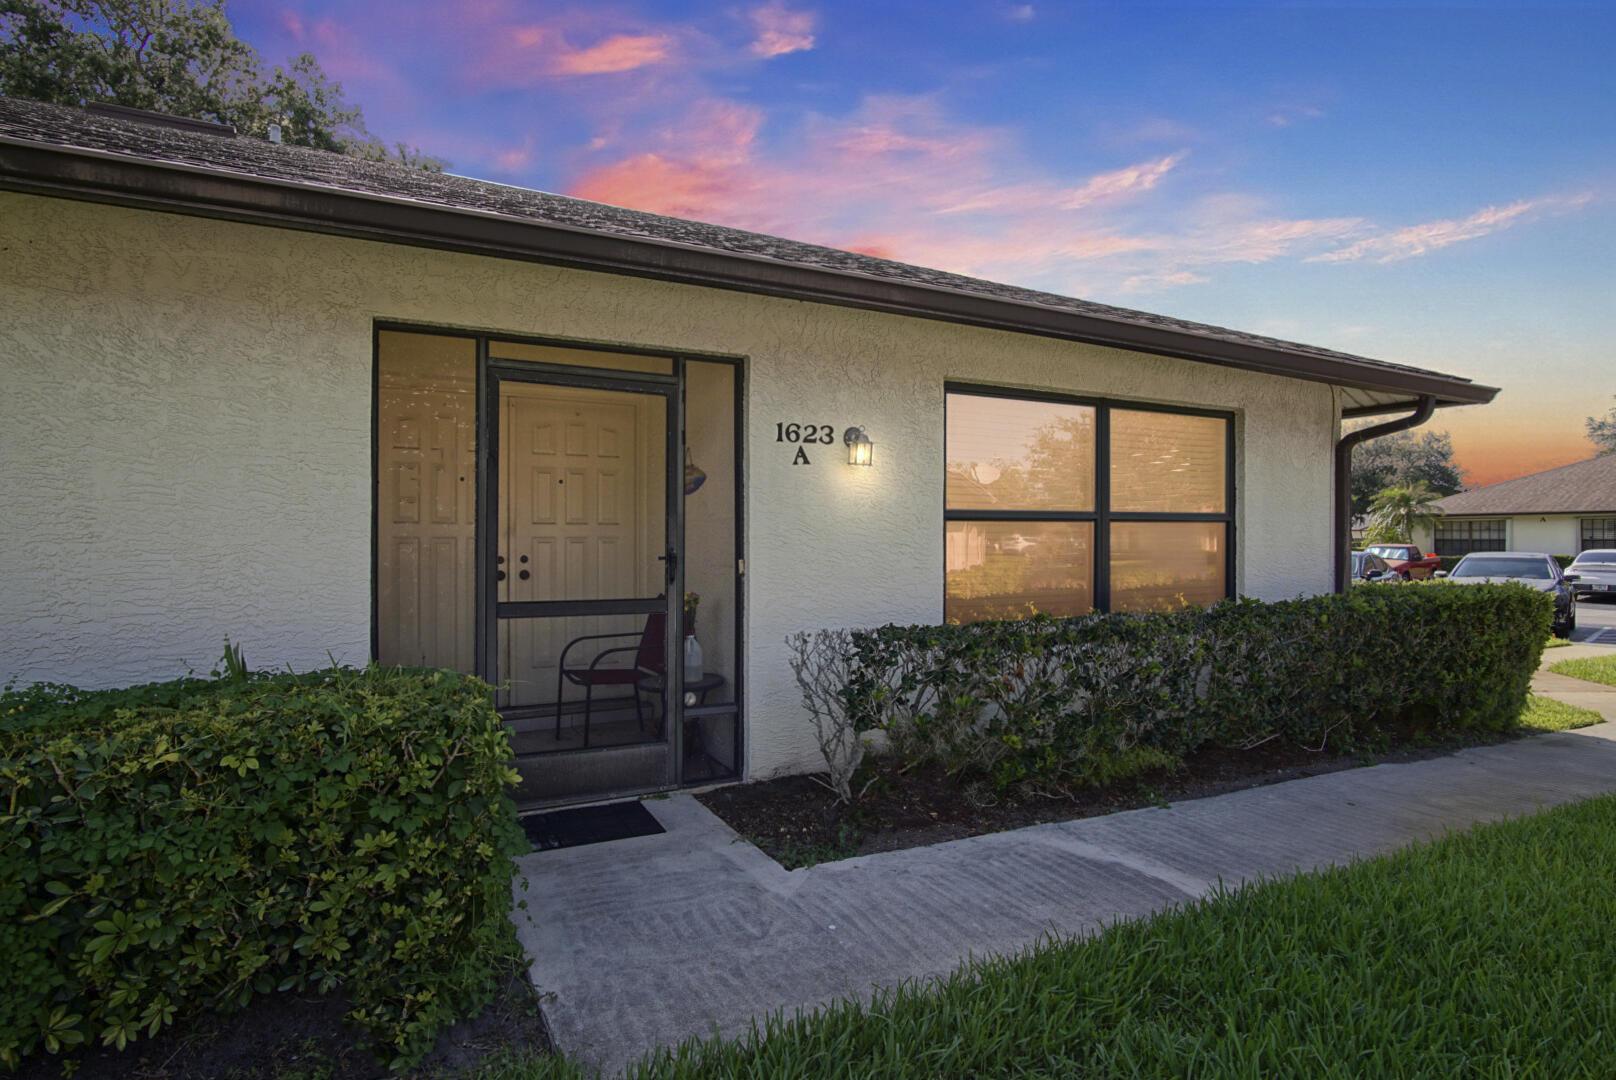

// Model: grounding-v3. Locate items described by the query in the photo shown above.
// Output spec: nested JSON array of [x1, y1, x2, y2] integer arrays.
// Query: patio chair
[[554, 611, 666, 746]]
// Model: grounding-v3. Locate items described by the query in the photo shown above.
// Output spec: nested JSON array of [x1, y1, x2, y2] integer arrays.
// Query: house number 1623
[[776, 421, 835, 465], [775, 423, 835, 445]]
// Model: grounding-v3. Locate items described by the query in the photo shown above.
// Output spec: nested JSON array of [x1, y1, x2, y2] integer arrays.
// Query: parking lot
[[1572, 595, 1616, 645]]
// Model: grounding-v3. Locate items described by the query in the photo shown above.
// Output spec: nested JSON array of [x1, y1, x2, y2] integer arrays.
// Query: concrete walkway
[[513, 646, 1616, 1076]]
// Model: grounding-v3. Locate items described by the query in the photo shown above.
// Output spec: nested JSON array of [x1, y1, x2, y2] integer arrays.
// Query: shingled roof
[[0, 96, 1498, 415], [1435, 454, 1616, 516]]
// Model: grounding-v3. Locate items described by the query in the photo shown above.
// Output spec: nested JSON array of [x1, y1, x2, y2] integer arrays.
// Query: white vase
[[683, 634, 704, 681]]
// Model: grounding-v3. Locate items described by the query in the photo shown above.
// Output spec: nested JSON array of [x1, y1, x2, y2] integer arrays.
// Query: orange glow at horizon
[[1445, 407, 1597, 489]]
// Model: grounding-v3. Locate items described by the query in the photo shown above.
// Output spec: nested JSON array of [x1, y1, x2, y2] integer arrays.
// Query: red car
[[1362, 543, 1443, 580]]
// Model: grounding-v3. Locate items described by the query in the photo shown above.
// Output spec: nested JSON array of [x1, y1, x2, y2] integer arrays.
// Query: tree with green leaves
[[1364, 481, 1443, 544], [1348, 427, 1465, 517], [1586, 395, 1616, 456], [0, 0, 444, 169]]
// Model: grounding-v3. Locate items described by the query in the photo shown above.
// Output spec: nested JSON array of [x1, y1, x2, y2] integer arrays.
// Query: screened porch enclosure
[[374, 328, 740, 802]]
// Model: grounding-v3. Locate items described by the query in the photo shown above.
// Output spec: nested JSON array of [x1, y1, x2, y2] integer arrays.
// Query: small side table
[[636, 672, 726, 745], [636, 672, 725, 706]]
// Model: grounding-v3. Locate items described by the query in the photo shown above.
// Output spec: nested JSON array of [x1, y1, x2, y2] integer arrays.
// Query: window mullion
[[1096, 405, 1111, 613]]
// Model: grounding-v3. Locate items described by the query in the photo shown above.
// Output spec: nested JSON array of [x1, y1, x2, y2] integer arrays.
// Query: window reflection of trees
[[1110, 410, 1226, 514], [944, 392, 1229, 624], [944, 522, 1093, 624], [945, 410, 1094, 512]]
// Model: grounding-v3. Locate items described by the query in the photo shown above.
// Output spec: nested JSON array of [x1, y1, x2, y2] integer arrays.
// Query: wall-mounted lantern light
[[844, 426, 873, 466]]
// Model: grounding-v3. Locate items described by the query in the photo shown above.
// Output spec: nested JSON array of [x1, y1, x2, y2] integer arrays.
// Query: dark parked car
[[1438, 552, 1575, 638], [1565, 549, 1616, 601], [1351, 550, 1400, 584]]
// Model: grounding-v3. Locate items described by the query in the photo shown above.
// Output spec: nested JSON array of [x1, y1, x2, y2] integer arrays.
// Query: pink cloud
[[495, 139, 535, 171], [568, 94, 1195, 283], [1058, 153, 1183, 209], [278, 9, 306, 41], [1308, 195, 1591, 263], [451, 9, 686, 88], [560, 77, 1597, 301], [569, 99, 766, 221], [1188, 216, 1366, 264], [1267, 104, 1326, 128], [553, 33, 674, 75], [935, 153, 1183, 215], [1121, 270, 1210, 292], [749, 3, 817, 58]]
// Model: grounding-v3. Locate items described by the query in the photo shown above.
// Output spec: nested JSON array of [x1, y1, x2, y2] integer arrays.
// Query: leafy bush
[[823, 583, 1549, 794], [0, 665, 526, 1071]]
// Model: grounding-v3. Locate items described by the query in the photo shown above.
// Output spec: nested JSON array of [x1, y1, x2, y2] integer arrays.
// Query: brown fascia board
[[1437, 507, 1616, 517], [0, 136, 1499, 409]]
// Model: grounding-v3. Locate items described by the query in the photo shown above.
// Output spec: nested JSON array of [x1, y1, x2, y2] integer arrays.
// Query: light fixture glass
[[844, 426, 873, 466]]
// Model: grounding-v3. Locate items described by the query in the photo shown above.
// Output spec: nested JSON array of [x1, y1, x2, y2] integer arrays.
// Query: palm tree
[[1365, 481, 1442, 544]]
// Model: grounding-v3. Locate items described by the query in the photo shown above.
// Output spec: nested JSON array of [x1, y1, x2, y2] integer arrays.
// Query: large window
[[1434, 518, 1506, 558], [944, 387, 1232, 623], [1584, 518, 1616, 552]]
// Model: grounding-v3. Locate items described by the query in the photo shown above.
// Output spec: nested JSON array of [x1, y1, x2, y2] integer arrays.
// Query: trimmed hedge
[[0, 665, 526, 1071], [839, 583, 1550, 792]]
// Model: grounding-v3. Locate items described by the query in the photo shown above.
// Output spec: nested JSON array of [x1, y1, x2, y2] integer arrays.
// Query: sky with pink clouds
[[231, 0, 1615, 487]]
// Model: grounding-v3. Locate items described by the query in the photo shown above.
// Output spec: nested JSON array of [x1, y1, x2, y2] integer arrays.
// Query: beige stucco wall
[[0, 192, 1338, 779], [1415, 516, 1583, 558], [1505, 516, 1581, 558]]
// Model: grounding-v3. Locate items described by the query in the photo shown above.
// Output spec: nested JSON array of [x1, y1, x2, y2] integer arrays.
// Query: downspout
[[1334, 395, 1437, 592]]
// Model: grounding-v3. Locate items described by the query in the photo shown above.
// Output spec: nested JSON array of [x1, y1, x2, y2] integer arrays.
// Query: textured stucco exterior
[[1, 192, 1339, 780], [1415, 516, 1592, 559]]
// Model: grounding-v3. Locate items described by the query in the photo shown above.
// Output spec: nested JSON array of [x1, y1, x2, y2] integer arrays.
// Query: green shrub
[[0, 665, 526, 1071], [837, 583, 1549, 794]]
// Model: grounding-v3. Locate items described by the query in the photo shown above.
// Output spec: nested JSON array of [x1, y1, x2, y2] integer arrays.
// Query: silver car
[[1566, 549, 1616, 601], [1440, 551, 1576, 638]]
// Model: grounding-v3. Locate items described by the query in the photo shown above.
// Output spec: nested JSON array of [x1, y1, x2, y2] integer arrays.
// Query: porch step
[[512, 743, 669, 810]]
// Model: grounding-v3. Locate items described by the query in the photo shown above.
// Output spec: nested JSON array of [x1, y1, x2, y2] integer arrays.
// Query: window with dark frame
[[944, 387, 1233, 623], [1433, 518, 1506, 558], [1583, 517, 1616, 552]]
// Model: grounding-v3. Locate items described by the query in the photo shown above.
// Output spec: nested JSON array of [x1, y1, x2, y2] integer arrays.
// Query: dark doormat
[[521, 800, 666, 852]]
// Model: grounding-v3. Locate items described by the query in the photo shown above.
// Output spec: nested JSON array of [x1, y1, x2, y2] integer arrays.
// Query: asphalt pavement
[[1571, 595, 1616, 645]]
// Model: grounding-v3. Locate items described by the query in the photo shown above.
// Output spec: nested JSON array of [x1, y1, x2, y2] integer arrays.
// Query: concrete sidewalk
[[514, 651, 1616, 1076]]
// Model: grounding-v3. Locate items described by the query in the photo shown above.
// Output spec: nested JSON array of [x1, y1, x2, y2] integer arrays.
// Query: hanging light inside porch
[[684, 443, 707, 495], [843, 426, 873, 466]]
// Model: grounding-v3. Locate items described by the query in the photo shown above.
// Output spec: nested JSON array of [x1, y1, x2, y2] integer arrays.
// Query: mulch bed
[[13, 964, 555, 1080], [698, 730, 1521, 868]]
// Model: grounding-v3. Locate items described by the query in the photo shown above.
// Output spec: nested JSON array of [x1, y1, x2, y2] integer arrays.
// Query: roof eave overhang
[[0, 137, 1499, 409], [1342, 399, 1479, 418], [1433, 508, 1616, 517]]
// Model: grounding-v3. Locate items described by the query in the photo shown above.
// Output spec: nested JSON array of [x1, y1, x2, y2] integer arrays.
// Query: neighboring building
[[0, 97, 1497, 805], [1415, 454, 1616, 559]]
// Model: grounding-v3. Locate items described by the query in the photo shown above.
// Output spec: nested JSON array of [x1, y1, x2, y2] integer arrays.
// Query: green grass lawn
[[1550, 653, 1616, 688], [492, 794, 1616, 1080], [1516, 693, 1604, 732]]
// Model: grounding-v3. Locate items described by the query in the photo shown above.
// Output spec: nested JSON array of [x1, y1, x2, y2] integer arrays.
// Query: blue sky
[[231, 0, 1616, 484]]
